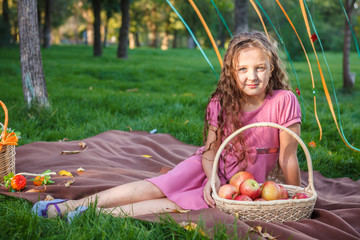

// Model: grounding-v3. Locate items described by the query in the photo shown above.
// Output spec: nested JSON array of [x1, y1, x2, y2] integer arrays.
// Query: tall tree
[[234, 0, 248, 35], [342, 0, 357, 89], [92, 0, 102, 56], [117, 0, 130, 59], [43, 0, 52, 48], [17, 0, 49, 107]]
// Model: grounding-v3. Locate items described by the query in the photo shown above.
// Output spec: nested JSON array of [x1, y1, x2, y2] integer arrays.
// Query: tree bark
[[17, 0, 49, 107], [92, 0, 102, 56], [343, 0, 356, 89], [43, 0, 52, 48], [117, 0, 130, 59], [234, 0, 248, 35]]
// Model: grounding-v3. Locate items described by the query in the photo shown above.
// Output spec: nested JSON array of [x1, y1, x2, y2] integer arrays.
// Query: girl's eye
[[238, 68, 246, 72], [257, 66, 265, 71]]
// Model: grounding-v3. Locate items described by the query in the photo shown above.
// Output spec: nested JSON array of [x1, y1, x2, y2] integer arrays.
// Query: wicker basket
[[211, 122, 317, 223], [0, 101, 16, 184]]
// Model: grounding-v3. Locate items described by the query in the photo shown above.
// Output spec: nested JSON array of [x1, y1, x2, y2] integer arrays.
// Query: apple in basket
[[279, 185, 289, 199], [239, 179, 261, 200], [260, 181, 282, 201], [229, 171, 255, 193], [292, 192, 310, 199], [218, 184, 237, 200], [254, 198, 266, 201], [234, 194, 252, 201]]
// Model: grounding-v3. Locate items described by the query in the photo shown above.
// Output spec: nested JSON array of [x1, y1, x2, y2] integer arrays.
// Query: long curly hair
[[203, 31, 290, 178]]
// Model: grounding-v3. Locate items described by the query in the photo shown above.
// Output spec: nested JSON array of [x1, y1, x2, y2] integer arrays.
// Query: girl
[[33, 31, 301, 219]]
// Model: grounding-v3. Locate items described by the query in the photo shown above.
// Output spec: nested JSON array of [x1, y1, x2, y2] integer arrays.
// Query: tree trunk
[[103, 11, 110, 48], [92, 0, 102, 57], [234, 0, 248, 35], [343, 0, 355, 89], [1, 0, 12, 45], [43, 0, 52, 48], [117, 0, 130, 59], [18, 0, 49, 107]]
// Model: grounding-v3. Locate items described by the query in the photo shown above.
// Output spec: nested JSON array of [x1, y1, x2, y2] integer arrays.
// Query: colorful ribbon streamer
[[299, 0, 359, 152], [188, 0, 223, 68]]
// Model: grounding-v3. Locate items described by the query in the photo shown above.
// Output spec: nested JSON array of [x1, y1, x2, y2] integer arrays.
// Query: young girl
[[33, 31, 301, 219]]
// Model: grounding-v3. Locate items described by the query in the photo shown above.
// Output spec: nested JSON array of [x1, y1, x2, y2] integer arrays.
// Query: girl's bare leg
[[100, 198, 183, 217], [47, 180, 164, 218]]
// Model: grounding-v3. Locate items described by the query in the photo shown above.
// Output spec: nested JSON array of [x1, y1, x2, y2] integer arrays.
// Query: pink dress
[[146, 90, 301, 210]]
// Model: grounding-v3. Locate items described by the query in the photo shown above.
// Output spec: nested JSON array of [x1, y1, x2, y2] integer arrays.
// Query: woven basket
[[0, 101, 16, 184], [211, 122, 317, 223]]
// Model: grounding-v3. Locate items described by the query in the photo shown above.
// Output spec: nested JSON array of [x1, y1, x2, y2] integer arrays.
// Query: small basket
[[0, 101, 16, 184], [211, 122, 317, 223]]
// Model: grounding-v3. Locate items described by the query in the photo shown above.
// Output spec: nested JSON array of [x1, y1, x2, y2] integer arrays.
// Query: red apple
[[292, 192, 309, 199], [218, 184, 237, 199], [239, 179, 261, 200], [279, 185, 289, 199], [229, 171, 255, 193], [260, 181, 282, 201], [234, 194, 252, 201], [254, 198, 266, 201]]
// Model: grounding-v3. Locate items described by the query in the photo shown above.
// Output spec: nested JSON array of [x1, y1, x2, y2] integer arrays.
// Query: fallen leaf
[[126, 126, 133, 131], [179, 222, 207, 237], [141, 155, 152, 158], [65, 179, 75, 187], [166, 208, 191, 213], [184, 120, 189, 125], [58, 170, 74, 177], [77, 167, 85, 172], [249, 226, 278, 240], [44, 195, 54, 201], [26, 185, 46, 193], [61, 150, 81, 154], [78, 142, 87, 149]]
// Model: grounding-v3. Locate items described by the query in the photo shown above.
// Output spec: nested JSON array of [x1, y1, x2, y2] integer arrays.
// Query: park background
[[0, 0, 360, 239]]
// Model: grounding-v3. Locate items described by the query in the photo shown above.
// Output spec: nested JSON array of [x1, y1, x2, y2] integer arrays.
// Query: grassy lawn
[[0, 45, 359, 239]]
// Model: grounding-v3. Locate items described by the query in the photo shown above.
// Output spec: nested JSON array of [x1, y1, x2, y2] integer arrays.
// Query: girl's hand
[[203, 175, 220, 208]]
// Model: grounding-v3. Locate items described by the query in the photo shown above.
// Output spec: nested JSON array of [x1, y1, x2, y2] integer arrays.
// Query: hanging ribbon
[[249, 0, 269, 39], [165, 0, 218, 78], [188, 0, 223, 68], [274, 0, 321, 139], [209, 0, 233, 38], [339, 0, 360, 57], [299, 0, 359, 152]]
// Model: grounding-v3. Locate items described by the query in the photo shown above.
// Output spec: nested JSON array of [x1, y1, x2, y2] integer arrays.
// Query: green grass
[[0, 45, 359, 239]]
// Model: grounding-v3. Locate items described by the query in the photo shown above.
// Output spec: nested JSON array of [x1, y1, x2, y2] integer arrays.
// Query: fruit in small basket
[[260, 181, 281, 201], [279, 185, 289, 199], [234, 194, 252, 201], [229, 171, 255, 193], [11, 175, 27, 191], [218, 184, 237, 199], [239, 179, 261, 200], [292, 192, 309, 199]]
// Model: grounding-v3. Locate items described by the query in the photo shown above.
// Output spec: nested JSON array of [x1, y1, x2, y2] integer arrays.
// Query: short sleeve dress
[[146, 90, 301, 210]]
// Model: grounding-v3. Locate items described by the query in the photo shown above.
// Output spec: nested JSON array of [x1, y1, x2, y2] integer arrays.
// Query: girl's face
[[235, 47, 272, 103]]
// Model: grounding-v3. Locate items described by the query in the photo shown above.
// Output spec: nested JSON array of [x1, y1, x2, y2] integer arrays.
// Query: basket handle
[[0, 100, 9, 139], [210, 122, 316, 198]]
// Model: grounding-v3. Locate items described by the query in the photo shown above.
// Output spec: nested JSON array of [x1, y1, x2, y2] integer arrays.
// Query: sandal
[[67, 206, 88, 223], [32, 199, 68, 218]]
